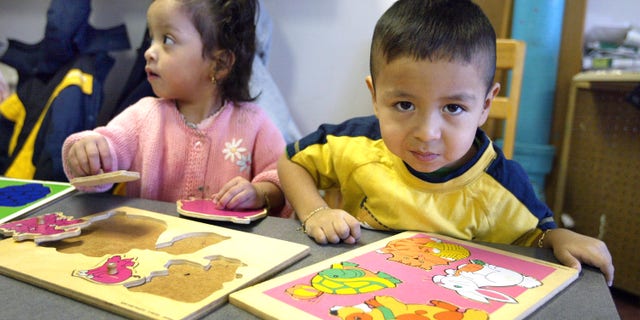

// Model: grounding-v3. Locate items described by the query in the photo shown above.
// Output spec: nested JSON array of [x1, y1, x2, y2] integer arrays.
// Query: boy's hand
[[303, 208, 361, 245], [66, 135, 112, 177], [213, 176, 264, 210], [546, 228, 614, 286]]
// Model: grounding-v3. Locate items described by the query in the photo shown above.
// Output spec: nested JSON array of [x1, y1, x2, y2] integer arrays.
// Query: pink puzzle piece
[[73, 255, 138, 285], [0, 211, 116, 244], [177, 199, 267, 224]]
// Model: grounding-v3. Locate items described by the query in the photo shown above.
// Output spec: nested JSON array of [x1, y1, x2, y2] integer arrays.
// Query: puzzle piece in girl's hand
[[177, 199, 267, 224], [0, 211, 117, 244], [70, 170, 140, 188]]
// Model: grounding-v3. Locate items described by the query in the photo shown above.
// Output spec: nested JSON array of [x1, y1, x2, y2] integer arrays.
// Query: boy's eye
[[442, 104, 464, 115], [394, 101, 415, 112], [163, 35, 175, 45]]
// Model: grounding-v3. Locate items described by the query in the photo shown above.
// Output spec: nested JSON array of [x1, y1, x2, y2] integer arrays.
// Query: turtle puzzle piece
[[311, 261, 402, 295], [0, 211, 117, 244]]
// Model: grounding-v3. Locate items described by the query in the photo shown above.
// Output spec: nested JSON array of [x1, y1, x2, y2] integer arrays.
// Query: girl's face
[[144, 0, 213, 101], [367, 56, 499, 173]]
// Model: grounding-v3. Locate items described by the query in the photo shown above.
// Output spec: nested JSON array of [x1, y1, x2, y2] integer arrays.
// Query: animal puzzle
[[230, 231, 579, 320], [0, 177, 75, 224], [0, 207, 309, 319]]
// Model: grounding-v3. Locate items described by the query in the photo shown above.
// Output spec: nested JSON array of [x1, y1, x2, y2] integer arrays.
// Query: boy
[[278, 0, 614, 285]]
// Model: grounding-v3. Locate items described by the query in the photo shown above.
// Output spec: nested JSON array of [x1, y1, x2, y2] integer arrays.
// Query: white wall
[[261, 0, 394, 134], [584, 0, 640, 30]]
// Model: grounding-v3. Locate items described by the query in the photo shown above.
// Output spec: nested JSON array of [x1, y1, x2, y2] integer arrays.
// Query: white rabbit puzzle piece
[[0, 207, 309, 320], [231, 231, 579, 320]]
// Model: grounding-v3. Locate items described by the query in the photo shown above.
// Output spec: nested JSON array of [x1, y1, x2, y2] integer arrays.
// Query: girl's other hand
[[213, 176, 263, 210]]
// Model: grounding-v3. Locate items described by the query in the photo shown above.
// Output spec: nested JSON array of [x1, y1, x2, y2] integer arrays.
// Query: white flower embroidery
[[237, 154, 252, 172], [222, 138, 247, 162]]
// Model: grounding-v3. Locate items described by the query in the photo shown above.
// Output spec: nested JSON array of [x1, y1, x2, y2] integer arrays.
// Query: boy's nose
[[413, 113, 441, 142]]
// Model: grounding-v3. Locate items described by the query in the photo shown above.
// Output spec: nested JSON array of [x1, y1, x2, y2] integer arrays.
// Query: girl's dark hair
[[370, 0, 496, 92], [181, 0, 257, 103]]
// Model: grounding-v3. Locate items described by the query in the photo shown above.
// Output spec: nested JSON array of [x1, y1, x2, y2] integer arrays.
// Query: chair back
[[485, 39, 526, 159]]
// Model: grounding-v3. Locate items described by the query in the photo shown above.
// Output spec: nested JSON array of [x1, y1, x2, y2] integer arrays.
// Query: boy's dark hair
[[181, 0, 257, 103], [370, 0, 496, 91]]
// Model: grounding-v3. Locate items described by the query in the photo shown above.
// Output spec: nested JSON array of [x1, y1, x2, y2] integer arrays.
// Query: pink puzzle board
[[230, 231, 579, 320]]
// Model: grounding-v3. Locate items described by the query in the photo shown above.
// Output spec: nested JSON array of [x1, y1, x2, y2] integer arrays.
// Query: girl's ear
[[210, 49, 236, 82]]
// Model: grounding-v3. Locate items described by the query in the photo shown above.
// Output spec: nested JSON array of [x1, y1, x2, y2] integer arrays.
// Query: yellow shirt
[[287, 116, 556, 246]]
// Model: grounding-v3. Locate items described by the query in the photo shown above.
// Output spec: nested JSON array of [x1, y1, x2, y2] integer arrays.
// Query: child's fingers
[[333, 218, 360, 244], [342, 235, 358, 244], [69, 144, 94, 176], [347, 217, 361, 241], [215, 178, 237, 201], [212, 179, 240, 207], [553, 249, 582, 272], [602, 263, 615, 287], [214, 178, 257, 209], [219, 189, 253, 209], [305, 227, 329, 245], [323, 229, 342, 244], [95, 138, 113, 172], [304, 211, 360, 245], [83, 142, 104, 175]]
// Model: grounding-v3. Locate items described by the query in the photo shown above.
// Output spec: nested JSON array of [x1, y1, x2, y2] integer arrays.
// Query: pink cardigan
[[62, 97, 291, 217]]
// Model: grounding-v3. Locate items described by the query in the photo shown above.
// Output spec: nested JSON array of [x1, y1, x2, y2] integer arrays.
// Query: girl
[[63, 0, 290, 217]]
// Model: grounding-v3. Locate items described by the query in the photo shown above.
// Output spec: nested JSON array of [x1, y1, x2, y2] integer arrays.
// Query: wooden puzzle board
[[230, 231, 578, 320], [0, 206, 309, 320], [0, 177, 75, 224]]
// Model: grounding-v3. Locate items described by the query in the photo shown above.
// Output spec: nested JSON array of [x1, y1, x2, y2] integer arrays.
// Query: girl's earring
[[211, 75, 217, 85]]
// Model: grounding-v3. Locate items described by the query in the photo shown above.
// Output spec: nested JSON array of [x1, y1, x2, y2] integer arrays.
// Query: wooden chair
[[484, 39, 526, 159]]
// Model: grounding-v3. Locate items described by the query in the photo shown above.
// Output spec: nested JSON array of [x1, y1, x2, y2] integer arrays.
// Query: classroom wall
[[584, 0, 640, 31], [1, 0, 638, 136]]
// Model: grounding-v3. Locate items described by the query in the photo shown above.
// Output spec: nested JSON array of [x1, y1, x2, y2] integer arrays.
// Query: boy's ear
[[365, 76, 375, 100], [479, 82, 501, 126], [210, 49, 235, 81], [365, 75, 378, 114]]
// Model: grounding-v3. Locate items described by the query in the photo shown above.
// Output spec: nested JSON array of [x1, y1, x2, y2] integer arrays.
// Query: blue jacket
[[0, 0, 129, 181]]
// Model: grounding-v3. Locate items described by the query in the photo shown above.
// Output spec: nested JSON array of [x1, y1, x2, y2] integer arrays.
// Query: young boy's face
[[367, 56, 500, 173]]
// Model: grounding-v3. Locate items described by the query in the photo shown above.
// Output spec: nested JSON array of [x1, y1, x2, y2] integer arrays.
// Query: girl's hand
[[213, 176, 264, 210], [546, 228, 614, 286], [302, 208, 361, 245], [66, 135, 113, 177]]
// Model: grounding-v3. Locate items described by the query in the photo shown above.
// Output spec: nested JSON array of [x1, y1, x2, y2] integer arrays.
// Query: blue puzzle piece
[[0, 183, 51, 207]]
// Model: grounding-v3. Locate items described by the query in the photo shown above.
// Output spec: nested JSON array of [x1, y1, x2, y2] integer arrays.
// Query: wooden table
[[0, 193, 620, 319]]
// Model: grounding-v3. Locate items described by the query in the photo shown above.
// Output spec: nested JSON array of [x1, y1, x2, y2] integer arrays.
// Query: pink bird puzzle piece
[[0, 211, 116, 244]]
